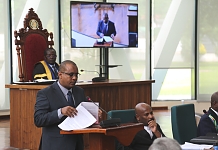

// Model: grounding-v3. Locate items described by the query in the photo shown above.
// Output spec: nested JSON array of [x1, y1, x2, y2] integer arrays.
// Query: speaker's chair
[[14, 8, 54, 82]]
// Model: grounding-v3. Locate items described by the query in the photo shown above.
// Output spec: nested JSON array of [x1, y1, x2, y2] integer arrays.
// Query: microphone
[[80, 69, 106, 82], [86, 96, 120, 128], [80, 69, 100, 75], [86, 96, 111, 118], [203, 110, 207, 114]]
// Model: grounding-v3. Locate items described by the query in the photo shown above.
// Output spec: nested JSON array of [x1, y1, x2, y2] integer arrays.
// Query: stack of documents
[[58, 102, 99, 131], [181, 142, 212, 150], [97, 36, 113, 43], [103, 36, 113, 42]]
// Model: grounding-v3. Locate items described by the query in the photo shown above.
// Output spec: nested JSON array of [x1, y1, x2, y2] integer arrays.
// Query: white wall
[[152, 100, 210, 114]]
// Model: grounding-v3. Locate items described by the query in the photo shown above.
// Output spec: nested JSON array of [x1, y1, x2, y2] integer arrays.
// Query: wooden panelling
[[5, 79, 154, 150], [9, 89, 41, 150], [61, 123, 144, 150]]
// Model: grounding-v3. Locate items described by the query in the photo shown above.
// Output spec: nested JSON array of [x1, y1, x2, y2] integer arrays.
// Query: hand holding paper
[[58, 102, 99, 131], [58, 104, 97, 131]]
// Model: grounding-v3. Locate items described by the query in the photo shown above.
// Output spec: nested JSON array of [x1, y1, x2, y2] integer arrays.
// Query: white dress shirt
[[144, 126, 153, 138]]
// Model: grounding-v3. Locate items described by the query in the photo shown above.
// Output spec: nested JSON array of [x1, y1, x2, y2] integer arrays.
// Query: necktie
[[52, 65, 58, 79], [103, 24, 107, 35], [67, 91, 75, 107]]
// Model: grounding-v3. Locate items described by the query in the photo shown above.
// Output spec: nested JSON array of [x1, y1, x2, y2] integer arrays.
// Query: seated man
[[197, 91, 218, 136], [116, 102, 165, 150], [33, 48, 59, 80]]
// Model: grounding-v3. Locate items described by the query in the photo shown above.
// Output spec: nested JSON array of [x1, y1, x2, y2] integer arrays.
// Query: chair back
[[171, 103, 197, 144], [14, 8, 54, 81], [107, 109, 135, 123]]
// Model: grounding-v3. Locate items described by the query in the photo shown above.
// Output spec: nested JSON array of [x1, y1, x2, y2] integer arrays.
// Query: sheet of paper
[[34, 79, 57, 82], [97, 38, 103, 42], [103, 36, 113, 42], [80, 102, 99, 123], [58, 104, 97, 131], [181, 142, 213, 150]]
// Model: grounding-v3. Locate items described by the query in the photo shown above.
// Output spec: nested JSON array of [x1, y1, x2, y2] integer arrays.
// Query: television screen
[[70, 1, 138, 48]]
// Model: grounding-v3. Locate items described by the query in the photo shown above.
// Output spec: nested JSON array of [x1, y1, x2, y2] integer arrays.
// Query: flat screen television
[[70, 1, 138, 48]]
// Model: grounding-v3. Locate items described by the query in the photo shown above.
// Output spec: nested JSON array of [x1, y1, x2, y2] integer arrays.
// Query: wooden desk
[[93, 41, 112, 47], [5, 79, 154, 150], [61, 123, 144, 150]]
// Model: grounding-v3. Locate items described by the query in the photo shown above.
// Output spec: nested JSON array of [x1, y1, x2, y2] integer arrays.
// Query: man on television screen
[[96, 13, 116, 40]]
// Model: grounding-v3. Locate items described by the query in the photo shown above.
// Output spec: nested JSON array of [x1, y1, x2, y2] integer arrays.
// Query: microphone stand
[[80, 69, 106, 82], [80, 69, 100, 75], [86, 96, 120, 128]]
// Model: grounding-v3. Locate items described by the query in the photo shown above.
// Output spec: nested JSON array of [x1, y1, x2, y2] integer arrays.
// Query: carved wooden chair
[[14, 8, 54, 82]]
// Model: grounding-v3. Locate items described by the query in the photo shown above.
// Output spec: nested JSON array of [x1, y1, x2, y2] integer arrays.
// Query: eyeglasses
[[46, 54, 57, 58], [61, 72, 80, 78]]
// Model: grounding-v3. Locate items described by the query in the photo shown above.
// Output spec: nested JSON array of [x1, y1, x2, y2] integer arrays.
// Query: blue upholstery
[[107, 109, 135, 124], [171, 104, 197, 144]]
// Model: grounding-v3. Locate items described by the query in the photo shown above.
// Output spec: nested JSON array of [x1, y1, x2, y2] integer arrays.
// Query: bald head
[[135, 103, 154, 126], [59, 60, 77, 72], [211, 92, 218, 111], [135, 103, 152, 114]]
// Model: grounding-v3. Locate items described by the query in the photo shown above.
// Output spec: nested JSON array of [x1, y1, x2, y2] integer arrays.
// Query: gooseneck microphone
[[80, 69, 100, 75], [86, 96, 112, 119], [86, 96, 121, 128], [80, 69, 106, 82]]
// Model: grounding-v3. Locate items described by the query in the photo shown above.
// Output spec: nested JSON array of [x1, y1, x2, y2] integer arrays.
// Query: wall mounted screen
[[70, 1, 138, 48]]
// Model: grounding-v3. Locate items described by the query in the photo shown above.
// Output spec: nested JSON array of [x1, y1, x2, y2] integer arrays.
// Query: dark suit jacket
[[33, 60, 59, 80], [116, 124, 165, 150], [197, 108, 218, 136], [96, 20, 116, 37], [34, 81, 86, 150]]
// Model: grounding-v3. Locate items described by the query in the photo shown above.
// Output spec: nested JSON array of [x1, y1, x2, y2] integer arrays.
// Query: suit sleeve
[[96, 21, 102, 36], [197, 116, 216, 136], [34, 89, 61, 127], [111, 22, 116, 36]]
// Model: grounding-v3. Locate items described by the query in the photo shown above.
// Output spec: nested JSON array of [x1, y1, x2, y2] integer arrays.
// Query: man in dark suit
[[197, 91, 218, 136], [32, 48, 59, 80], [96, 13, 116, 40], [34, 60, 101, 150], [116, 102, 165, 150]]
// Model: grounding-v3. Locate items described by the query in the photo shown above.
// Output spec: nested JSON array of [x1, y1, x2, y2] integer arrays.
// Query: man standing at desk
[[96, 13, 116, 40], [34, 60, 101, 150], [197, 91, 218, 136]]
